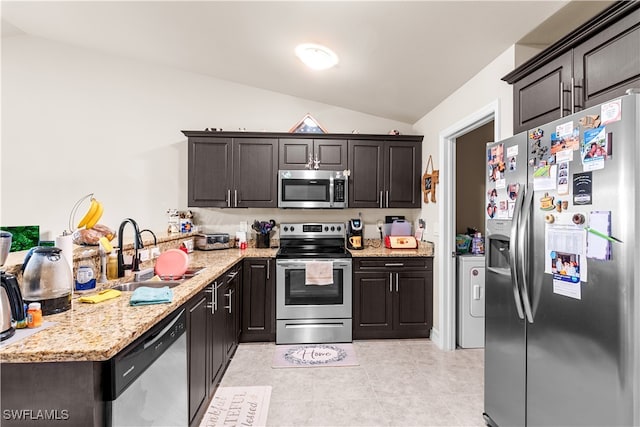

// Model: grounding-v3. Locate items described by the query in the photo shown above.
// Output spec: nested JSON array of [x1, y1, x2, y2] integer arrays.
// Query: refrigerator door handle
[[518, 185, 535, 323], [509, 187, 526, 320]]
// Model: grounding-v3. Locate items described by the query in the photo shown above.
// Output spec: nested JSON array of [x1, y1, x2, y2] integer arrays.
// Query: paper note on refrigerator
[[545, 223, 588, 282], [587, 211, 612, 260]]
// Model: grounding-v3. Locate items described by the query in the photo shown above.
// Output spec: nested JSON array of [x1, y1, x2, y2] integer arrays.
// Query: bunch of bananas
[[77, 197, 104, 229]]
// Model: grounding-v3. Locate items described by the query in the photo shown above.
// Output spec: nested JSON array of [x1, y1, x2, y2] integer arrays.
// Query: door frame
[[437, 100, 500, 351]]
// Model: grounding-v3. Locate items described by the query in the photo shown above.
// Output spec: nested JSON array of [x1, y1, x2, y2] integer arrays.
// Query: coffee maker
[[346, 218, 364, 250]]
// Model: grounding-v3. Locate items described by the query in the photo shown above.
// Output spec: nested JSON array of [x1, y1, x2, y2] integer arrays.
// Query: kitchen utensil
[[0, 231, 12, 266], [21, 247, 73, 315], [0, 272, 27, 340], [154, 249, 188, 279]]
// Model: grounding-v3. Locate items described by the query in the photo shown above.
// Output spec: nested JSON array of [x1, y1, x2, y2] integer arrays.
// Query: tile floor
[[220, 339, 485, 426]]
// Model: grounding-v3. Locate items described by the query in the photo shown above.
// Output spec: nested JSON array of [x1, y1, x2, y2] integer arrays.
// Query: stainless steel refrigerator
[[484, 91, 640, 426]]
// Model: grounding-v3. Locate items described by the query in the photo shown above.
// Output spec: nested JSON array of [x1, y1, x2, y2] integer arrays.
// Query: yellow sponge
[[99, 236, 113, 253]]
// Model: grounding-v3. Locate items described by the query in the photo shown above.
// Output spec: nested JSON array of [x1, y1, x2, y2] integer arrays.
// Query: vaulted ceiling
[[1, 1, 613, 123]]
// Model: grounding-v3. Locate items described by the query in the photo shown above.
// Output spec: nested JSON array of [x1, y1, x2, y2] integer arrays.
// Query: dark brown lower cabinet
[[353, 257, 433, 339], [241, 258, 275, 342], [188, 292, 208, 423], [188, 263, 242, 426]]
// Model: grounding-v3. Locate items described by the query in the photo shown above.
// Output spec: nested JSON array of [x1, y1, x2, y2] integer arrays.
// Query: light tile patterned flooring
[[220, 339, 484, 426]]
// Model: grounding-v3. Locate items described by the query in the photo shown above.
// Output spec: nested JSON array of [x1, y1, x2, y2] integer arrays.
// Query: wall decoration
[[423, 155, 439, 203], [289, 113, 327, 133]]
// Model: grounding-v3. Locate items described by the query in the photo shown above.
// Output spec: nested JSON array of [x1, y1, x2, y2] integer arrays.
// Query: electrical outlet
[[151, 247, 161, 259], [138, 249, 150, 262]]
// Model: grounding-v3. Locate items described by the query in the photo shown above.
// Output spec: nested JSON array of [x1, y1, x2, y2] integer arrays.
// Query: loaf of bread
[[72, 224, 115, 246]]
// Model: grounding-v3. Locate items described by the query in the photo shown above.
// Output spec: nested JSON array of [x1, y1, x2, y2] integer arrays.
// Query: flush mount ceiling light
[[295, 43, 339, 70]]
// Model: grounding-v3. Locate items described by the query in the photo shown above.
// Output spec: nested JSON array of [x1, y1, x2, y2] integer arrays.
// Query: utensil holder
[[256, 233, 270, 248]]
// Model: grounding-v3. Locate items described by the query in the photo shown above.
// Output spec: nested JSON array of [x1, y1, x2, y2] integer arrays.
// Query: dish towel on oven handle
[[305, 261, 334, 285]]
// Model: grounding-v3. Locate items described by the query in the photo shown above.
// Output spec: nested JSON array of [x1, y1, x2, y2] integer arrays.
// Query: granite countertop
[[0, 239, 433, 364], [350, 240, 434, 257], [0, 248, 276, 364]]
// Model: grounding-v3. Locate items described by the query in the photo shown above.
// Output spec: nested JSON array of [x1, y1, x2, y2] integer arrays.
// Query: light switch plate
[[150, 247, 161, 259], [138, 249, 150, 262]]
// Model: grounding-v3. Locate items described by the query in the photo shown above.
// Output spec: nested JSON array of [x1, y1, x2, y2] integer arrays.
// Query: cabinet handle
[[227, 271, 238, 281], [225, 290, 233, 313], [384, 263, 404, 267], [386, 190, 389, 208], [234, 190, 238, 208], [559, 82, 564, 117], [389, 273, 393, 292], [213, 283, 218, 313], [395, 273, 399, 293], [571, 77, 575, 114], [227, 189, 231, 208], [266, 259, 270, 280], [379, 191, 383, 209]]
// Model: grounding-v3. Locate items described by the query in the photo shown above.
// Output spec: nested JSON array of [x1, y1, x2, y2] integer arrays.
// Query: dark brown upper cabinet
[[348, 139, 422, 208], [504, 2, 640, 133], [185, 133, 277, 208], [278, 138, 347, 170], [184, 131, 422, 209]]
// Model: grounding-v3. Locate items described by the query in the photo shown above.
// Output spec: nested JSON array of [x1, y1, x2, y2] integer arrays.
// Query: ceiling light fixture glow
[[295, 43, 338, 70]]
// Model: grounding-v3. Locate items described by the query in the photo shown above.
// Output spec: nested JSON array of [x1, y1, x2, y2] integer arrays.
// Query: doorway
[[437, 101, 499, 351], [454, 121, 493, 349]]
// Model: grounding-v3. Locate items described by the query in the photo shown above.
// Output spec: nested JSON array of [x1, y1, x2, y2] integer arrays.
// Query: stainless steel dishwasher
[[104, 308, 188, 426]]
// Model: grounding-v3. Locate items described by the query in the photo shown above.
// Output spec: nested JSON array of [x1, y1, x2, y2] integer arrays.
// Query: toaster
[[195, 233, 230, 250]]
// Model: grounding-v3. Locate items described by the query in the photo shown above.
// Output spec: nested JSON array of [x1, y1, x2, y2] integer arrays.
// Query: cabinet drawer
[[355, 257, 432, 271]]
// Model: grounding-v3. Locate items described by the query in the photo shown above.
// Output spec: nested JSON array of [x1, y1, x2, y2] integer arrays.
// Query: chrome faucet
[[117, 218, 143, 278]]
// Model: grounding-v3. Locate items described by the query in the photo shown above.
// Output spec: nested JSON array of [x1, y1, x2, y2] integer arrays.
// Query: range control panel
[[280, 222, 345, 238]]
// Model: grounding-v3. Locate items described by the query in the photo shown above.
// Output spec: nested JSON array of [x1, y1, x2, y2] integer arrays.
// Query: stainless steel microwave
[[278, 170, 348, 209]]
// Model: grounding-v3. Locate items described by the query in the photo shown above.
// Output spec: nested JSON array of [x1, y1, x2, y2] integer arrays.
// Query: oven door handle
[[276, 260, 351, 268]]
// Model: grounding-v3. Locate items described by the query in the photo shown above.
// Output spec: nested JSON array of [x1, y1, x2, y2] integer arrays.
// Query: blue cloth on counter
[[129, 286, 173, 306]]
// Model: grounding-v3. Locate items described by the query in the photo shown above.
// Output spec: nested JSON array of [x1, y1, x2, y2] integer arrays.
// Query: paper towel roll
[[55, 234, 74, 276]]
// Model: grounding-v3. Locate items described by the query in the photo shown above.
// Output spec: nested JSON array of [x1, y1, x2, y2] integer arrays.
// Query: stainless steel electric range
[[275, 222, 352, 344]]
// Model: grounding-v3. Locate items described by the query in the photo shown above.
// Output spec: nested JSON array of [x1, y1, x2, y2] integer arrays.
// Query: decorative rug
[[199, 386, 271, 427], [272, 343, 359, 368]]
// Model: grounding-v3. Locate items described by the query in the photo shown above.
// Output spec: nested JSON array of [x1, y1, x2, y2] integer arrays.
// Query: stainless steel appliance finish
[[0, 231, 11, 266], [278, 170, 348, 209], [484, 94, 640, 426], [106, 309, 188, 426], [195, 233, 230, 250], [276, 222, 353, 344], [21, 246, 73, 315], [0, 272, 27, 340]]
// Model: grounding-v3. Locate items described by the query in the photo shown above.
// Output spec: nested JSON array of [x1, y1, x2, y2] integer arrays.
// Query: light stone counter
[[0, 248, 276, 364], [0, 238, 432, 364], [349, 240, 434, 257]]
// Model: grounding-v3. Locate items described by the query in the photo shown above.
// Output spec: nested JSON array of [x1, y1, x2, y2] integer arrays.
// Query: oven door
[[276, 259, 352, 320]]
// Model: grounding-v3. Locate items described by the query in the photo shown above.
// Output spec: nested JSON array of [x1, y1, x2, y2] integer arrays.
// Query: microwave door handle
[[329, 176, 334, 207]]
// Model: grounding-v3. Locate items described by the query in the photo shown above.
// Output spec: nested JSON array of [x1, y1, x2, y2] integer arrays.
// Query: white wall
[[1, 35, 413, 239], [412, 45, 517, 333]]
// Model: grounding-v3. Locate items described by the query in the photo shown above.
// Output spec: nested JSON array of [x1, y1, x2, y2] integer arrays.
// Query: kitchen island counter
[[0, 248, 276, 364]]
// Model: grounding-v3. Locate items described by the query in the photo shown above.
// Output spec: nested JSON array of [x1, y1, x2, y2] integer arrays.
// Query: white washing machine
[[457, 254, 485, 348]]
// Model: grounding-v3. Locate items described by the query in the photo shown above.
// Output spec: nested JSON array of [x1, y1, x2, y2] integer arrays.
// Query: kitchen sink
[[156, 266, 206, 281], [112, 281, 182, 292]]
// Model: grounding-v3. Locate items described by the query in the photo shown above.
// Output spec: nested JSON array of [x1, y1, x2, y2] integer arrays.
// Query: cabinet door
[[222, 270, 240, 359], [394, 271, 432, 335], [241, 259, 275, 342], [315, 139, 347, 170], [188, 138, 232, 207], [233, 138, 278, 207], [512, 52, 573, 133], [188, 294, 208, 422], [573, 8, 640, 110], [385, 141, 421, 208], [348, 140, 385, 208], [278, 138, 313, 170], [353, 271, 393, 338], [209, 283, 225, 393]]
